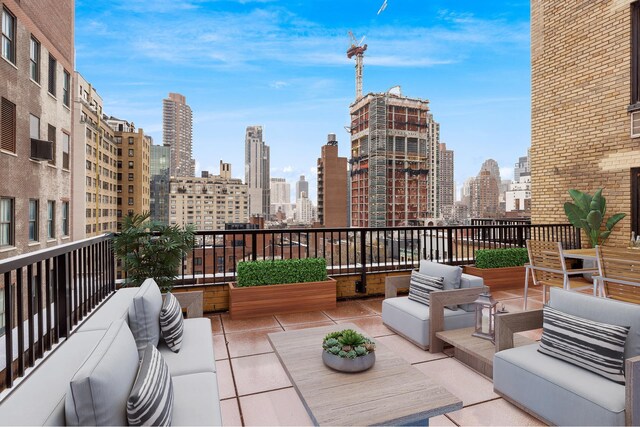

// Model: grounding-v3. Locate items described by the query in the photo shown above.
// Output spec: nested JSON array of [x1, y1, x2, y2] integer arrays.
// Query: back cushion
[[408, 270, 444, 306], [418, 261, 462, 291], [65, 320, 139, 426], [549, 287, 640, 360], [129, 278, 163, 358]]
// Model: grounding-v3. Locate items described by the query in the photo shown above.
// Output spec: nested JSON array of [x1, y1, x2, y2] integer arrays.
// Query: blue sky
[[75, 0, 531, 202]]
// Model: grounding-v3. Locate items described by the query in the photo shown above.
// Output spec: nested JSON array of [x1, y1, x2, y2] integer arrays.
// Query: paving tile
[[447, 398, 545, 426], [357, 297, 384, 314], [502, 297, 544, 313], [220, 313, 281, 333], [322, 300, 377, 320], [215, 359, 237, 399], [239, 388, 313, 426], [274, 311, 332, 326], [213, 334, 229, 360], [220, 398, 243, 427], [429, 414, 457, 426], [413, 358, 498, 406], [282, 321, 336, 331], [226, 327, 283, 358], [208, 314, 224, 335], [375, 334, 449, 364], [231, 353, 292, 396], [336, 315, 394, 338]]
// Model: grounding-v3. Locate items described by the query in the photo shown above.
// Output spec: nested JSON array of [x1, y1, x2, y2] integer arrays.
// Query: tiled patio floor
[[208, 287, 547, 426]]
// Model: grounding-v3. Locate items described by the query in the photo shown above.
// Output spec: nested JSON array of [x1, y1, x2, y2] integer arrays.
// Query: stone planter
[[322, 351, 376, 373], [228, 278, 337, 320], [463, 265, 532, 290]]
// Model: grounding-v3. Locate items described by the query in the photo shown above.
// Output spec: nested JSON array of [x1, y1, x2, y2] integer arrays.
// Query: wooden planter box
[[228, 278, 337, 320], [463, 266, 532, 290]]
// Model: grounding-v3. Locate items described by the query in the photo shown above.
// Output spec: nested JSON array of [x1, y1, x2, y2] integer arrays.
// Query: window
[[62, 133, 69, 169], [194, 257, 203, 266], [128, 148, 134, 157], [128, 185, 134, 193], [63, 70, 70, 107], [0, 98, 15, 153], [48, 55, 56, 96], [114, 136, 122, 144], [62, 202, 69, 236], [128, 137, 134, 145], [47, 124, 56, 165], [128, 161, 134, 168], [28, 199, 39, 241], [1, 8, 15, 64], [47, 201, 55, 239], [30, 37, 40, 82], [128, 197, 134, 206], [0, 197, 13, 246], [128, 173, 133, 181]]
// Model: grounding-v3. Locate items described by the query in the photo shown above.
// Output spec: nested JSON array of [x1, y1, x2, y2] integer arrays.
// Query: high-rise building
[[270, 178, 291, 218], [150, 145, 171, 225], [169, 165, 248, 230], [163, 93, 194, 177], [73, 73, 119, 238], [317, 133, 348, 227], [244, 125, 270, 217], [470, 160, 501, 218], [294, 191, 316, 224], [0, 0, 74, 258], [514, 149, 530, 182], [505, 175, 531, 215], [349, 88, 440, 227], [106, 118, 151, 230], [438, 143, 454, 219], [296, 175, 309, 200]]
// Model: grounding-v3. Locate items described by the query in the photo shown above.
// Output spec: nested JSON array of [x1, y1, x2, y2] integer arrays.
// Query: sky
[[75, 0, 531, 203]]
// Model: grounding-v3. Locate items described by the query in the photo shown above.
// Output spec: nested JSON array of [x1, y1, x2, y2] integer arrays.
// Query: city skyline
[[75, 0, 530, 201]]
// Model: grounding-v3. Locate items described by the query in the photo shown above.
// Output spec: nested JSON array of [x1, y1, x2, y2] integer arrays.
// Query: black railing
[[0, 234, 114, 390]]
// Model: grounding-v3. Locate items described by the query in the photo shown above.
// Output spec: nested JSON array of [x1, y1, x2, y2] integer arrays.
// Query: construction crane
[[347, 31, 367, 100]]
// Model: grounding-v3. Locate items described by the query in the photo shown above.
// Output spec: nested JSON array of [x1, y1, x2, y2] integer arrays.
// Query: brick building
[[438, 143, 454, 220], [0, 0, 74, 258], [531, 0, 640, 245], [317, 133, 348, 227]]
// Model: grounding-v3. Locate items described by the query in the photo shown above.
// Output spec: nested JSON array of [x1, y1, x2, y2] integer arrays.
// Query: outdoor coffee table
[[268, 323, 462, 426]]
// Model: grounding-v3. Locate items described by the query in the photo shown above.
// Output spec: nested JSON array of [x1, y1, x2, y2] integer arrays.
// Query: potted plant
[[322, 329, 376, 373], [564, 188, 626, 247], [113, 212, 195, 292], [228, 258, 336, 320], [463, 248, 532, 290]]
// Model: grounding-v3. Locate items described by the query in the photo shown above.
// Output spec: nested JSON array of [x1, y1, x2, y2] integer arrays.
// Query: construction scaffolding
[[368, 96, 387, 227]]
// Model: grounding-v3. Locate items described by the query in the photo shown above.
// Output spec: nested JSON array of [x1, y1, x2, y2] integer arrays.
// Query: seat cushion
[[65, 320, 140, 426], [381, 297, 475, 349], [171, 372, 222, 426], [129, 278, 163, 358], [77, 288, 138, 332], [158, 318, 216, 376], [494, 344, 625, 426]]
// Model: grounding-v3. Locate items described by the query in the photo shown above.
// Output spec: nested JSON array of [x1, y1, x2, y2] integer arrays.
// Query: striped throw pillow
[[408, 270, 444, 306], [160, 292, 184, 353], [538, 305, 631, 385], [127, 344, 174, 426]]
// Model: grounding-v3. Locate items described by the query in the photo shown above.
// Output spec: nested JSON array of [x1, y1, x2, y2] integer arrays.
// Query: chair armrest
[[385, 275, 411, 298], [565, 268, 599, 275], [626, 355, 640, 426], [494, 309, 543, 353], [428, 286, 488, 353], [173, 291, 204, 318], [460, 273, 485, 289]]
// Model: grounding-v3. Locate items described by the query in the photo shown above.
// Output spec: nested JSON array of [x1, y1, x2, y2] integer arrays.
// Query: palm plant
[[113, 212, 195, 292], [563, 189, 626, 247]]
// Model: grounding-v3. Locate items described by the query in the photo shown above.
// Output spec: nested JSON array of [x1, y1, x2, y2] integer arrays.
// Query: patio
[[210, 287, 546, 426]]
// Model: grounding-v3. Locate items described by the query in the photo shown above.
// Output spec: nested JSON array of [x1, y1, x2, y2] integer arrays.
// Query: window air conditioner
[[632, 111, 640, 138], [30, 138, 53, 161]]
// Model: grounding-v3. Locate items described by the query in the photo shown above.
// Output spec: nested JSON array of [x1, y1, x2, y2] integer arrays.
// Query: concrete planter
[[322, 350, 376, 373], [228, 278, 337, 320], [463, 265, 532, 290]]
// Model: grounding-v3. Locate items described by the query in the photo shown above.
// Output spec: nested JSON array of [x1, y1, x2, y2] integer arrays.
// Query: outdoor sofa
[[0, 278, 221, 426]]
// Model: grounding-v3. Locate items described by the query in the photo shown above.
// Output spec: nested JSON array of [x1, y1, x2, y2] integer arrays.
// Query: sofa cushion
[[171, 372, 222, 426], [77, 288, 138, 332], [408, 270, 444, 306], [129, 278, 163, 358], [549, 287, 640, 360], [65, 320, 139, 426], [539, 305, 629, 385], [158, 318, 216, 376], [459, 273, 485, 312], [127, 344, 174, 426], [418, 261, 462, 291], [494, 343, 625, 426], [160, 292, 184, 353]]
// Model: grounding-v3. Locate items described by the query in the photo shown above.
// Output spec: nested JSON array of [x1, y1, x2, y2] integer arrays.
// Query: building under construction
[[349, 88, 440, 227]]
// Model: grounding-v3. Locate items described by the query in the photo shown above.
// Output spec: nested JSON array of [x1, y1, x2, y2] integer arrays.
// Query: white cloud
[[500, 167, 514, 181], [270, 81, 290, 89], [308, 166, 317, 176]]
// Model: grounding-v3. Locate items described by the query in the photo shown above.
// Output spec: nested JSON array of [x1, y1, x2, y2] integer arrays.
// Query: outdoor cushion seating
[[382, 261, 486, 350], [493, 288, 640, 426], [0, 279, 221, 426]]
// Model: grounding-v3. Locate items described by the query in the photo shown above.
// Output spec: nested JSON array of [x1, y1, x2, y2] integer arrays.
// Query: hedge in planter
[[236, 258, 328, 287], [463, 248, 531, 290], [475, 248, 529, 269]]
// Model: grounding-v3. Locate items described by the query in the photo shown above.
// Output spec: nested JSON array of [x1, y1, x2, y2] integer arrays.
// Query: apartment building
[[349, 88, 439, 227], [505, 174, 531, 216], [150, 144, 171, 225], [72, 73, 119, 238], [0, 0, 73, 258], [438, 143, 454, 220], [163, 93, 193, 178], [293, 191, 316, 225], [169, 163, 248, 230], [296, 175, 308, 200], [317, 133, 348, 227], [244, 125, 270, 217], [270, 177, 291, 219]]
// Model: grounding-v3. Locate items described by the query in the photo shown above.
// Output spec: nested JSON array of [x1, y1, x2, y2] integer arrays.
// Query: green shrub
[[475, 248, 529, 269], [236, 258, 328, 287]]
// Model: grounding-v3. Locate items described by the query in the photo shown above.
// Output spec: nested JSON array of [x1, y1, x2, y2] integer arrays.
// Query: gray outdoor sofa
[[0, 278, 221, 426]]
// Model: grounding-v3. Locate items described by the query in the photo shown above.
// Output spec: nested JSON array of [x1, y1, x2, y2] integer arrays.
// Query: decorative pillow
[[65, 320, 139, 426], [408, 270, 444, 306], [538, 305, 630, 385], [160, 292, 184, 353], [127, 344, 174, 426], [129, 278, 163, 358]]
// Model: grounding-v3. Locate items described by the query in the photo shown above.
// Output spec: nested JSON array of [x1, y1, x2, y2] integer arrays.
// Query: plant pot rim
[[322, 350, 376, 373]]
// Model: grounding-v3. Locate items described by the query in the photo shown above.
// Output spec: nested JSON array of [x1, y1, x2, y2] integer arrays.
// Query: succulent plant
[[322, 329, 375, 359]]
